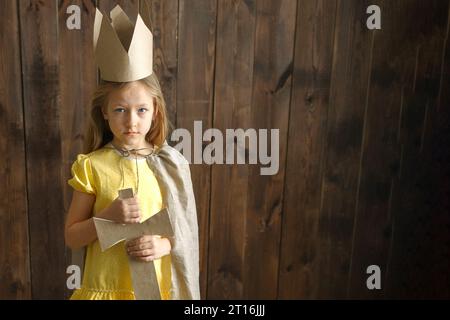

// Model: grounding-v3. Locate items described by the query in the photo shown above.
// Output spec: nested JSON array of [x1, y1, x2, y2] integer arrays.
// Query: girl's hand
[[98, 196, 141, 224], [126, 235, 172, 262]]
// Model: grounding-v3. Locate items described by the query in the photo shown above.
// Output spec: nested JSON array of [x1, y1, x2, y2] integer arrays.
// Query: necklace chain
[[106, 142, 154, 195]]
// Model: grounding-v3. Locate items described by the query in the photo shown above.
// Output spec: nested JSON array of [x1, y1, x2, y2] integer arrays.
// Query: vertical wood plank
[[19, 0, 65, 299], [316, 0, 374, 298], [429, 1, 450, 298], [243, 0, 296, 299], [278, 0, 337, 299], [177, 0, 217, 299], [140, 0, 179, 128], [378, 0, 425, 298], [0, 0, 31, 299], [386, 0, 449, 298], [347, 0, 404, 298], [59, 0, 97, 206], [58, 0, 98, 298], [437, 2, 450, 114], [207, 0, 256, 299]]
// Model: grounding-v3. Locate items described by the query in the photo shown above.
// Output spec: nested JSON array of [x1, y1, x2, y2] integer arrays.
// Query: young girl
[[64, 73, 200, 300]]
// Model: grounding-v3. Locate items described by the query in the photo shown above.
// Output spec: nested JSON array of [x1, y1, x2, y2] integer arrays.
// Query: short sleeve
[[68, 154, 96, 195]]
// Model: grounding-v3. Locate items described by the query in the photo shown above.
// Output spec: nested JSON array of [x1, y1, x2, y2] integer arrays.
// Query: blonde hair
[[84, 73, 169, 153]]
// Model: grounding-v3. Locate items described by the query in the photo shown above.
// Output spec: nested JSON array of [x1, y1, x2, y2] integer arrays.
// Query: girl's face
[[103, 81, 156, 150]]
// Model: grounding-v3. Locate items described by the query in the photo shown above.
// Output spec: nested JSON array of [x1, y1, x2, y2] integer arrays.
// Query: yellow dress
[[68, 143, 171, 300]]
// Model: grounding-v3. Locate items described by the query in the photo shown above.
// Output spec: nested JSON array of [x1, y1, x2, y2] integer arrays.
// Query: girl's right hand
[[98, 196, 141, 224]]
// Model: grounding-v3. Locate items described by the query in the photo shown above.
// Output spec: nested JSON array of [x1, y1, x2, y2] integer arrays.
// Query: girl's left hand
[[126, 235, 172, 262]]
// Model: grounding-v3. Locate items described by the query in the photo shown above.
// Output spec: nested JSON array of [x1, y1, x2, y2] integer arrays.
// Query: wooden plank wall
[[0, 0, 30, 299], [0, 0, 449, 299]]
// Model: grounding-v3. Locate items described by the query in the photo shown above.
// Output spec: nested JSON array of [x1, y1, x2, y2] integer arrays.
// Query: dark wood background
[[1, 0, 449, 299]]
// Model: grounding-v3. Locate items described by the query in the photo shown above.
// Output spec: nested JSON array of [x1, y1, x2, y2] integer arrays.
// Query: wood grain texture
[[316, 0, 374, 299], [0, 0, 31, 299], [347, 0, 405, 299], [386, 0, 449, 299], [207, 0, 256, 299], [177, 0, 217, 299], [430, 1, 450, 298], [58, 0, 98, 298], [19, 0, 65, 299], [243, 0, 296, 299], [279, 0, 337, 299]]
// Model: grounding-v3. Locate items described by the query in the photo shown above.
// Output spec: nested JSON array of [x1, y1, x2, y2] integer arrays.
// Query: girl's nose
[[126, 110, 138, 127]]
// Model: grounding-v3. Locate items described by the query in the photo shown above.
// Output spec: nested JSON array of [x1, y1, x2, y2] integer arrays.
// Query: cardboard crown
[[94, 5, 153, 82]]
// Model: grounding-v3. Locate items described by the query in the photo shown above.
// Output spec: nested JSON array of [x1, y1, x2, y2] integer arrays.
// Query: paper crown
[[93, 5, 153, 82]]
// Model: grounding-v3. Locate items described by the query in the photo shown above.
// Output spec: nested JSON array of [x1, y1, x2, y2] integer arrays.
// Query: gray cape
[[72, 143, 200, 300]]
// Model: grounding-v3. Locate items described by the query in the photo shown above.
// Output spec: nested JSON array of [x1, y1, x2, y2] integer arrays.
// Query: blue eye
[[114, 107, 125, 113], [138, 108, 148, 113]]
